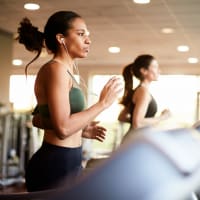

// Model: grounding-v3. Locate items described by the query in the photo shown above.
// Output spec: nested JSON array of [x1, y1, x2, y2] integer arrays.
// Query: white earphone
[[61, 38, 65, 43], [61, 37, 68, 53]]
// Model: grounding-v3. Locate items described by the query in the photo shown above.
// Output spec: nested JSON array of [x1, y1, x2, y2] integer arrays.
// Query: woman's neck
[[140, 80, 151, 89]]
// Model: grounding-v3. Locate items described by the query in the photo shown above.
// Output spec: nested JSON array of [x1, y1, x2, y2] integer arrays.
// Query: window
[[151, 75, 199, 126], [9, 75, 36, 111], [87, 74, 200, 157]]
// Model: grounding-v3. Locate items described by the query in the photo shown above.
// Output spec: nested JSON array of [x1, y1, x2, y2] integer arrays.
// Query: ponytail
[[17, 18, 44, 75], [120, 54, 155, 106], [120, 63, 134, 106]]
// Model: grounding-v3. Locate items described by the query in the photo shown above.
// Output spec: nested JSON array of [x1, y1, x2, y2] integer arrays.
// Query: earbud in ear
[[61, 37, 68, 52], [61, 38, 65, 43]]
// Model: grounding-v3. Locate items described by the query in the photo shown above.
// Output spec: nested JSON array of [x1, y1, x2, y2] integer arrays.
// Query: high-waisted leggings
[[25, 141, 82, 192]]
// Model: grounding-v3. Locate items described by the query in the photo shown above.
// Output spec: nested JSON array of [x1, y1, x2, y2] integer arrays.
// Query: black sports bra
[[130, 89, 157, 120]]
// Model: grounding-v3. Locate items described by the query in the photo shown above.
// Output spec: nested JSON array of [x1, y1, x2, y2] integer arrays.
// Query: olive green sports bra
[[32, 70, 85, 117]]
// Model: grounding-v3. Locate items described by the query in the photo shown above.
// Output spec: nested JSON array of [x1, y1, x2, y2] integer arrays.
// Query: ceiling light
[[187, 57, 199, 64], [24, 3, 40, 10], [12, 59, 23, 66], [108, 47, 120, 54], [177, 45, 189, 52], [133, 0, 150, 4], [161, 28, 174, 34]]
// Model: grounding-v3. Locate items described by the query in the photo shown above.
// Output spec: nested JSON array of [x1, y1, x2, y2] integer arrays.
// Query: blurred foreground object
[[1, 127, 200, 200]]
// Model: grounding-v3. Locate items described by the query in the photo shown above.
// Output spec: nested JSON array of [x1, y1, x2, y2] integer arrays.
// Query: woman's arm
[[41, 64, 122, 140], [33, 114, 107, 142], [132, 87, 170, 129]]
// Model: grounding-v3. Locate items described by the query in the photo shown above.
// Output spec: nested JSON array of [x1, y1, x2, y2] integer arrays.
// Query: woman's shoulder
[[36, 60, 72, 87], [135, 85, 149, 95], [41, 60, 65, 71], [38, 60, 68, 78], [134, 85, 151, 101]]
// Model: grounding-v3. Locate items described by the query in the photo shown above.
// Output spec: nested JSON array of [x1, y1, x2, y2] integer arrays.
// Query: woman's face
[[64, 17, 91, 59], [144, 59, 160, 81]]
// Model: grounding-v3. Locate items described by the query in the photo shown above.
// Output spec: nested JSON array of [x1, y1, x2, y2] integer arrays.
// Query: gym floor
[[0, 183, 26, 194]]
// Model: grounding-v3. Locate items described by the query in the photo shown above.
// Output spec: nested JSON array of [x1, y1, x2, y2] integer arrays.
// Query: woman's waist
[[43, 130, 82, 148]]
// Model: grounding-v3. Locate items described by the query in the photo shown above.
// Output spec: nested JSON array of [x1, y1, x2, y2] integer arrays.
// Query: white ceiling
[[0, 0, 200, 74]]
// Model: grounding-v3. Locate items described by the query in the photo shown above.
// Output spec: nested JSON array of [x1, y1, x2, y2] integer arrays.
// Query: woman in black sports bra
[[17, 11, 123, 192], [118, 54, 171, 129]]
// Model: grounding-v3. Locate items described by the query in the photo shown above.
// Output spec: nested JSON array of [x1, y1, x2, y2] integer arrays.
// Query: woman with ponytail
[[17, 11, 123, 192], [118, 54, 170, 129]]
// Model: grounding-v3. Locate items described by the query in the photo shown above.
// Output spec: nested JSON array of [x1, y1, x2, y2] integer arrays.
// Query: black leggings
[[25, 142, 82, 192]]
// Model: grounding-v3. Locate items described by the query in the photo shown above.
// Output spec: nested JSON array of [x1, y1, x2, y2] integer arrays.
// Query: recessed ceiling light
[[12, 59, 23, 66], [187, 57, 199, 64], [24, 3, 40, 10], [133, 0, 150, 4], [177, 45, 189, 52], [108, 47, 120, 54], [161, 28, 174, 34]]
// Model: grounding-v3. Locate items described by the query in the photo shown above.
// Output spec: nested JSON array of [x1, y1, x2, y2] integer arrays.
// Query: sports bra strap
[[67, 70, 80, 88]]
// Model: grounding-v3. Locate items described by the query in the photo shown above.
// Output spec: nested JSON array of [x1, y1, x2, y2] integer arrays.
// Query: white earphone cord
[[62, 41, 97, 97]]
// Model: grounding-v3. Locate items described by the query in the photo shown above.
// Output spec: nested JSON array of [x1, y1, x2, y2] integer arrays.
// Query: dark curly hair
[[17, 11, 81, 75], [17, 18, 44, 75]]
